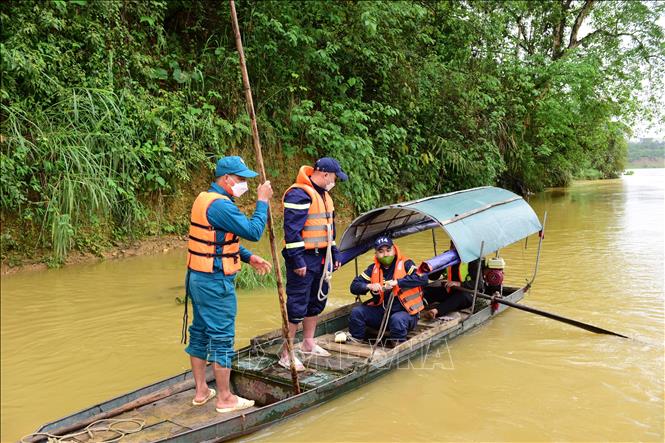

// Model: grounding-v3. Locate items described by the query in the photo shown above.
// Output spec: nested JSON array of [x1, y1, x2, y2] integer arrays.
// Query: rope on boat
[[20, 418, 145, 443], [368, 291, 396, 361], [354, 258, 361, 303], [316, 223, 334, 301]]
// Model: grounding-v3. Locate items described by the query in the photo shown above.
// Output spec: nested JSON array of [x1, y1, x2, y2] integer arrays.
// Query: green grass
[[2, 88, 141, 262], [235, 262, 287, 290], [576, 168, 604, 180], [175, 262, 287, 304]]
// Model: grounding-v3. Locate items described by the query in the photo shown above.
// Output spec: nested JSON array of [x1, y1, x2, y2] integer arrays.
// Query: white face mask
[[229, 177, 249, 197], [323, 174, 336, 192]]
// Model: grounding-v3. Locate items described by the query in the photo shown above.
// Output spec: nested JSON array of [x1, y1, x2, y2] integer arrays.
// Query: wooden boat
[[28, 187, 544, 442]]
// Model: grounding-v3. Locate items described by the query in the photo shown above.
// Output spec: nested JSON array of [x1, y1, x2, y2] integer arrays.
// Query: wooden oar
[[229, 0, 300, 394], [457, 287, 629, 338]]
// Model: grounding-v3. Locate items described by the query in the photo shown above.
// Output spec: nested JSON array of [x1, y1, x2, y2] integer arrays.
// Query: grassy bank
[[0, 162, 356, 272]]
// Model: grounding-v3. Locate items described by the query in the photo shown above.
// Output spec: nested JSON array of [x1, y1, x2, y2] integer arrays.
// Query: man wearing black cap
[[348, 236, 425, 345], [184, 156, 273, 412], [280, 157, 348, 370]]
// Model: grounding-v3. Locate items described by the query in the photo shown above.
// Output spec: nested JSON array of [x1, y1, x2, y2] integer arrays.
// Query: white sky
[[579, 3, 664, 141], [632, 7, 665, 140]]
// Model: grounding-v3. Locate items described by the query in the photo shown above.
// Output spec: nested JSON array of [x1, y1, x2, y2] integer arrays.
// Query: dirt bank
[[1, 235, 187, 276], [1, 166, 357, 276]]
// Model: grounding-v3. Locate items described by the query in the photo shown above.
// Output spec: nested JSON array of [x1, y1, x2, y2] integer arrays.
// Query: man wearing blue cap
[[348, 236, 425, 346], [280, 157, 348, 370], [183, 155, 273, 412]]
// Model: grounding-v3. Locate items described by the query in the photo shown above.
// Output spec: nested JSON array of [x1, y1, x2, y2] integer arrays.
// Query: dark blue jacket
[[282, 181, 339, 269], [350, 259, 419, 313]]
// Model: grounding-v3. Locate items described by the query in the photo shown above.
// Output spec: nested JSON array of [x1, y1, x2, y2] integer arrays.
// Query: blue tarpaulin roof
[[338, 186, 542, 263]]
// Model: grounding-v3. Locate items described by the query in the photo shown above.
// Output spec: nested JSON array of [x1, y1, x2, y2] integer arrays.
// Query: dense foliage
[[1, 0, 663, 262], [627, 138, 665, 167]]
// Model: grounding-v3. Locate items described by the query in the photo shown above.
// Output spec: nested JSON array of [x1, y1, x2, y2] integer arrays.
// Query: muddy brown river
[[2, 169, 663, 442]]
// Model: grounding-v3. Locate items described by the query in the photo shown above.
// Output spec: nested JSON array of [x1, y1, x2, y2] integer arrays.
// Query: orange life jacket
[[368, 245, 424, 315], [186, 191, 241, 275], [282, 165, 335, 250], [446, 262, 466, 293]]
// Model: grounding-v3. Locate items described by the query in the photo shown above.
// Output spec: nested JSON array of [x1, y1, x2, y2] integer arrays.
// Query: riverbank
[[0, 234, 187, 276], [1, 197, 356, 276], [0, 146, 363, 275]]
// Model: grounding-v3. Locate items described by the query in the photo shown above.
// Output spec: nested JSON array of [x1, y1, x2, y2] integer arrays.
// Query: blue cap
[[314, 157, 348, 181], [215, 156, 258, 178], [374, 235, 393, 250]]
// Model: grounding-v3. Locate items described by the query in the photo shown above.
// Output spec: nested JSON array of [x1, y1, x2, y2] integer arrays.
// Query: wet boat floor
[[71, 317, 462, 442], [236, 318, 454, 389], [70, 388, 259, 442]]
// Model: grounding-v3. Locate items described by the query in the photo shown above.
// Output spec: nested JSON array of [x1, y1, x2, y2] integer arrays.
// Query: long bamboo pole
[[229, 0, 301, 394]]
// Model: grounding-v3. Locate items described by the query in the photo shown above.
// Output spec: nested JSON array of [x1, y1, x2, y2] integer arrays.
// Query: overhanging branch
[[568, 0, 596, 49]]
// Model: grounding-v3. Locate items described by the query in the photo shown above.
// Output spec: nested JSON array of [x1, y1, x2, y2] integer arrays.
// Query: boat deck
[[33, 308, 473, 443], [69, 386, 260, 442], [237, 313, 466, 387]]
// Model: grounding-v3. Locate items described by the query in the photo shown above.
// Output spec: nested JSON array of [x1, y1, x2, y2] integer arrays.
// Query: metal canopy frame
[[339, 186, 543, 264]]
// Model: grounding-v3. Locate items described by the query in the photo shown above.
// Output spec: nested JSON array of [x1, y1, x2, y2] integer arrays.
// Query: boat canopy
[[339, 186, 542, 263]]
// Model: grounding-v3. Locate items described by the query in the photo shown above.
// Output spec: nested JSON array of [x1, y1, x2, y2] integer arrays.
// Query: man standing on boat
[[348, 237, 425, 345], [280, 157, 347, 370], [183, 155, 273, 413]]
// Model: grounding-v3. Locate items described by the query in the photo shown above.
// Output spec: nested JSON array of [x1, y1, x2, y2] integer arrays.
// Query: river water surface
[[1, 169, 663, 442]]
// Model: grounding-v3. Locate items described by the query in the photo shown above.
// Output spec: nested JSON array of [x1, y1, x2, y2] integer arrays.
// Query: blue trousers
[[184, 271, 237, 368], [285, 254, 329, 324], [348, 304, 418, 342]]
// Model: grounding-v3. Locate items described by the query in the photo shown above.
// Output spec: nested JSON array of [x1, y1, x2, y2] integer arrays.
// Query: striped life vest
[[368, 246, 424, 315], [186, 192, 241, 275], [282, 166, 335, 250], [446, 262, 469, 293]]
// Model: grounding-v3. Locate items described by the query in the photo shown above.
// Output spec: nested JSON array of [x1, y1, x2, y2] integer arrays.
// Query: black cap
[[373, 235, 393, 250]]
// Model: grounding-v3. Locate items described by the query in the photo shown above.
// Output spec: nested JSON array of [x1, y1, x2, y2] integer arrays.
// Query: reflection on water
[[1, 170, 663, 442]]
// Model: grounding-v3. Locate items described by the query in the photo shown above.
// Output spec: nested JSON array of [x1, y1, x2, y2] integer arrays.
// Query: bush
[[1, 0, 662, 262]]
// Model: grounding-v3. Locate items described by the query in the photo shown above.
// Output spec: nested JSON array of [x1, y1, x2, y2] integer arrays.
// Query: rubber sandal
[[299, 344, 331, 357], [191, 388, 216, 406], [216, 396, 255, 413], [278, 355, 306, 371], [347, 336, 370, 345]]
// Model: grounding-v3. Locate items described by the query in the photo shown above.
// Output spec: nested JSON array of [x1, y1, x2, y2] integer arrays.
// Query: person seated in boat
[[348, 236, 425, 346], [420, 242, 484, 320]]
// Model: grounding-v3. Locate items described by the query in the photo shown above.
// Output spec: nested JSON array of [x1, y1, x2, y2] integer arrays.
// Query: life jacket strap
[[187, 249, 240, 263], [190, 220, 214, 230], [188, 234, 239, 247]]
